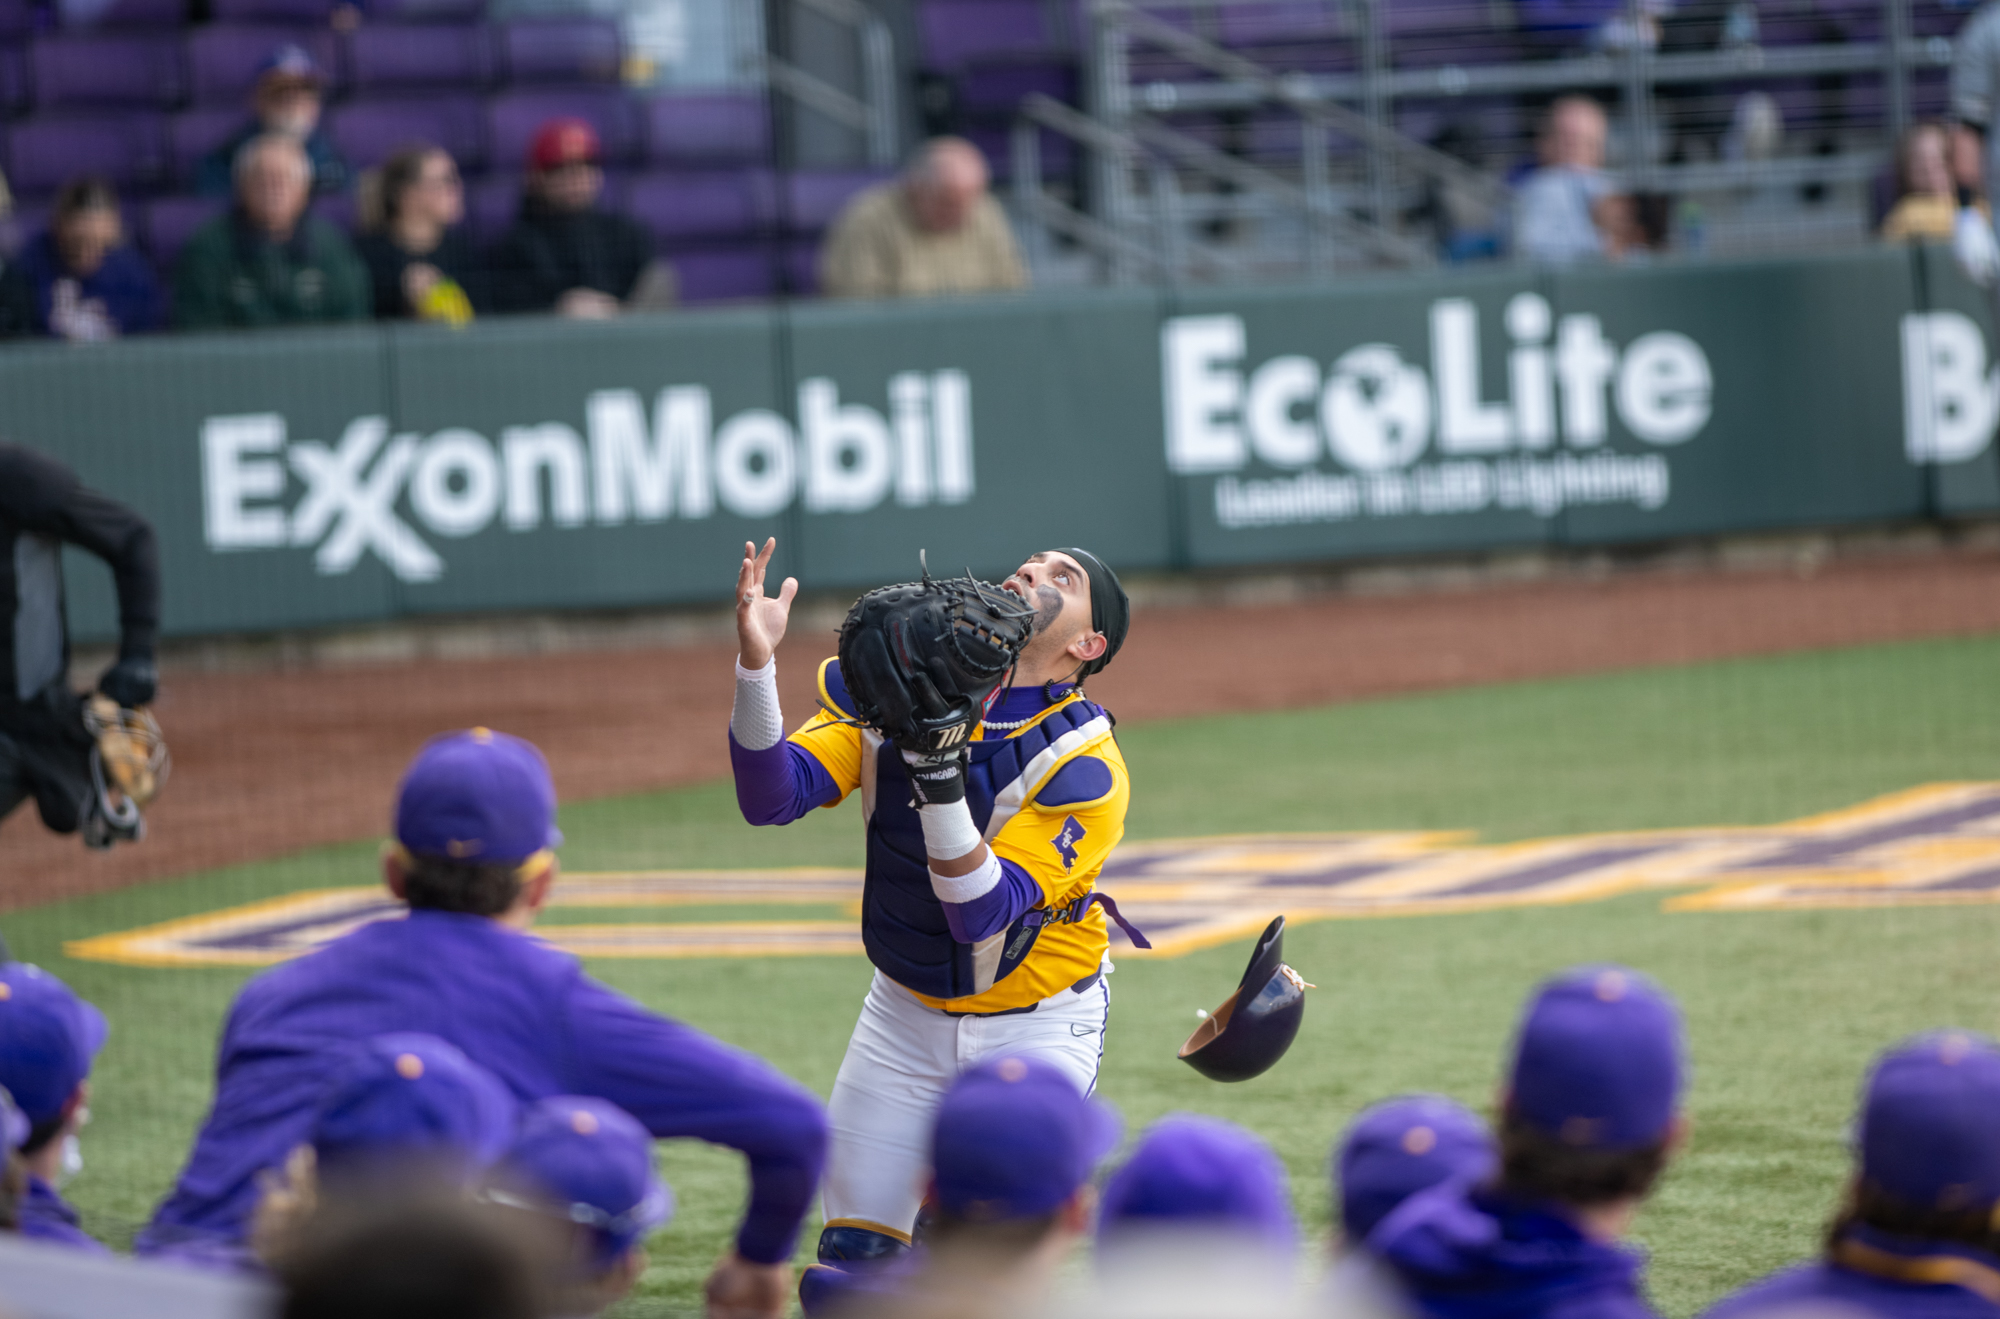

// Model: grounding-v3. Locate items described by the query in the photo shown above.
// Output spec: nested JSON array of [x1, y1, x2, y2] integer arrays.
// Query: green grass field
[[8, 632, 2000, 1316]]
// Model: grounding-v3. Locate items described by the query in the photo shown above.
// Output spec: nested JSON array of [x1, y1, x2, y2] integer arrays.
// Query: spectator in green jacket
[[173, 134, 370, 331]]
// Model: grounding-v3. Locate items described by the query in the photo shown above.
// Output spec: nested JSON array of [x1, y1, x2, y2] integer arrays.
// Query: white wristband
[[730, 657, 784, 751], [918, 798, 983, 862], [931, 849, 1002, 904]]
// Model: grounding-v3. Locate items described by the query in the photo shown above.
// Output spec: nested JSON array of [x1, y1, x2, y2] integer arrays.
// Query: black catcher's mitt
[[837, 561, 1037, 754]]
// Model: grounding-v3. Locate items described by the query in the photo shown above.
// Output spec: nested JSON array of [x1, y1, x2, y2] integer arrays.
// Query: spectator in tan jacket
[[818, 138, 1027, 299]]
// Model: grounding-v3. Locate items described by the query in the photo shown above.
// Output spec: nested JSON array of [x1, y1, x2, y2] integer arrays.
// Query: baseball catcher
[[0, 442, 165, 850], [726, 537, 1140, 1301]]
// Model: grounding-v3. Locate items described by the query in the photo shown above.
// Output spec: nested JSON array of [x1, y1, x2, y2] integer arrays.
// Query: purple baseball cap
[[498, 1096, 673, 1264], [311, 1033, 518, 1177], [0, 1086, 28, 1151], [0, 963, 107, 1126], [1098, 1113, 1295, 1249], [1337, 1095, 1495, 1240], [1508, 965, 1684, 1151], [931, 1056, 1121, 1222], [1858, 1031, 2000, 1211], [256, 42, 324, 85], [394, 728, 561, 867]]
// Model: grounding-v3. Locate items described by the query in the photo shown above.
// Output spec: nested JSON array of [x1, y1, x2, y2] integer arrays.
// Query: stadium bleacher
[[0, 0, 902, 304]]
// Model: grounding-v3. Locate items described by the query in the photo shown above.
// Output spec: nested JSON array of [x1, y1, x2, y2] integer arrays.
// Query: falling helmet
[[1178, 916, 1312, 1083]]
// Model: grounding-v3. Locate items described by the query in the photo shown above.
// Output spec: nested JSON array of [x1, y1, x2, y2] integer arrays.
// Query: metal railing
[[763, 0, 899, 167], [1011, 0, 1958, 283]]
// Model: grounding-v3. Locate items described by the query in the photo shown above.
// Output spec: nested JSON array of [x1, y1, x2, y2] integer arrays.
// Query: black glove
[[839, 567, 1035, 755], [99, 657, 157, 709], [904, 749, 969, 808]]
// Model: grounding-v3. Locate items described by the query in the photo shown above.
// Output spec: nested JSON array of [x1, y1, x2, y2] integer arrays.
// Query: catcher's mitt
[[837, 560, 1037, 754], [83, 694, 169, 839]]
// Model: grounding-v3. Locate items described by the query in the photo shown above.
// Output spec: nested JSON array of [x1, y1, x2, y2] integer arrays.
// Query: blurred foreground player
[[810, 1055, 1118, 1319], [1336, 1095, 1495, 1246], [141, 728, 826, 1319], [729, 538, 1135, 1277], [1372, 966, 1689, 1319], [1703, 1031, 2000, 1319], [489, 1095, 673, 1317], [0, 442, 164, 850], [0, 963, 109, 1252]]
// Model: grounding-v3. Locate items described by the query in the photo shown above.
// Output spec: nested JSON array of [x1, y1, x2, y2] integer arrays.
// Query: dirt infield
[[9, 544, 2000, 910]]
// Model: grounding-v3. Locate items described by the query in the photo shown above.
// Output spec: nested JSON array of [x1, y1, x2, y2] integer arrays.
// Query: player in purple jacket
[[1702, 1032, 2000, 1319], [1371, 966, 1690, 1319], [138, 728, 827, 1318]]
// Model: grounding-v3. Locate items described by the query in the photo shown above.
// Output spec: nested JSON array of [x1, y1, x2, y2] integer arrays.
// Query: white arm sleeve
[[730, 657, 784, 751]]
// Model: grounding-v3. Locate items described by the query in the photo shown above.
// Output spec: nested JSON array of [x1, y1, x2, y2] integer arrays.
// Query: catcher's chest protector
[[846, 688, 1116, 1005]]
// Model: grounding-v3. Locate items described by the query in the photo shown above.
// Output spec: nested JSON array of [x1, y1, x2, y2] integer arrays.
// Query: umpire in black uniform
[[0, 442, 160, 849]]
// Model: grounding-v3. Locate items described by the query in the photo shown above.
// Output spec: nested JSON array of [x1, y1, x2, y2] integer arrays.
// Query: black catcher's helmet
[[1178, 916, 1311, 1083]]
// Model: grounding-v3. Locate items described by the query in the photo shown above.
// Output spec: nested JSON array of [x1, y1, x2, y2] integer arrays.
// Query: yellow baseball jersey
[[789, 657, 1130, 1014]]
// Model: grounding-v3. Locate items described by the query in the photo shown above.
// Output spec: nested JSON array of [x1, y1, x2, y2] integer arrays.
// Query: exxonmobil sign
[[200, 371, 974, 582]]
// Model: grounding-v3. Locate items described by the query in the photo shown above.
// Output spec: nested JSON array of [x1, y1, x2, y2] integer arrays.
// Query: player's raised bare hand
[[735, 537, 797, 670]]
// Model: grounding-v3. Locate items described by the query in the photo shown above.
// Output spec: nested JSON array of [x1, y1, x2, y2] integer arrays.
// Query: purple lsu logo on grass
[[1052, 815, 1087, 871], [63, 783, 2000, 969]]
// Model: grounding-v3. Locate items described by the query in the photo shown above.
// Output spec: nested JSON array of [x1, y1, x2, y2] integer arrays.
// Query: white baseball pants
[[820, 967, 1112, 1241]]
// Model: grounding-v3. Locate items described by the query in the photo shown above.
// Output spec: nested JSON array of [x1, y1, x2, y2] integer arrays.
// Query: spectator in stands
[[1950, 3, 2000, 283], [138, 728, 825, 1319], [1336, 1095, 1495, 1247], [356, 145, 482, 324], [1882, 123, 1974, 243], [0, 178, 164, 341], [486, 1096, 671, 1317], [279, 1193, 553, 1319], [1703, 1031, 2000, 1319], [802, 1055, 1115, 1319], [819, 138, 1028, 300], [1371, 965, 1687, 1319], [0, 963, 110, 1253], [253, 1033, 517, 1271], [1518, 0, 1665, 53], [1514, 96, 1629, 265], [197, 45, 349, 198], [174, 135, 371, 331], [487, 118, 668, 318]]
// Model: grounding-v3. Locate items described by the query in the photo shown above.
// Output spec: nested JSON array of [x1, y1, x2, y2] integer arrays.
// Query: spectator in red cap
[[197, 43, 349, 199], [487, 117, 666, 319]]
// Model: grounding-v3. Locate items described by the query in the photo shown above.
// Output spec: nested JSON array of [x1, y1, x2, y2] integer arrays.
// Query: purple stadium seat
[[347, 24, 494, 90], [187, 27, 341, 104], [211, 0, 337, 23], [785, 239, 818, 295], [1216, 1, 1345, 45], [643, 93, 768, 165], [783, 168, 890, 232], [0, 50, 28, 115], [57, 0, 185, 27], [142, 194, 225, 262], [329, 95, 485, 169], [625, 169, 774, 243], [949, 62, 1074, 115], [919, 0, 1073, 69], [487, 87, 640, 168], [0, 0, 32, 40], [367, 0, 484, 19], [5, 113, 168, 191], [497, 18, 621, 83], [668, 245, 776, 303], [962, 124, 1073, 183], [466, 170, 518, 240], [30, 34, 186, 107], [168, 106, 244, 183]]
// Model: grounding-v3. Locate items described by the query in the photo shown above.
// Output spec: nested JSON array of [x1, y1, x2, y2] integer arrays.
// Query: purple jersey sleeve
[[939, 858, 1044, 944], [730, 734, 841, 826], [563, 976, 828, 1265]]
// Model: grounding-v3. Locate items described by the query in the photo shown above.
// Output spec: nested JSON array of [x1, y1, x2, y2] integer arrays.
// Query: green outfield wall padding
[[7, 247, 1999, 642]]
